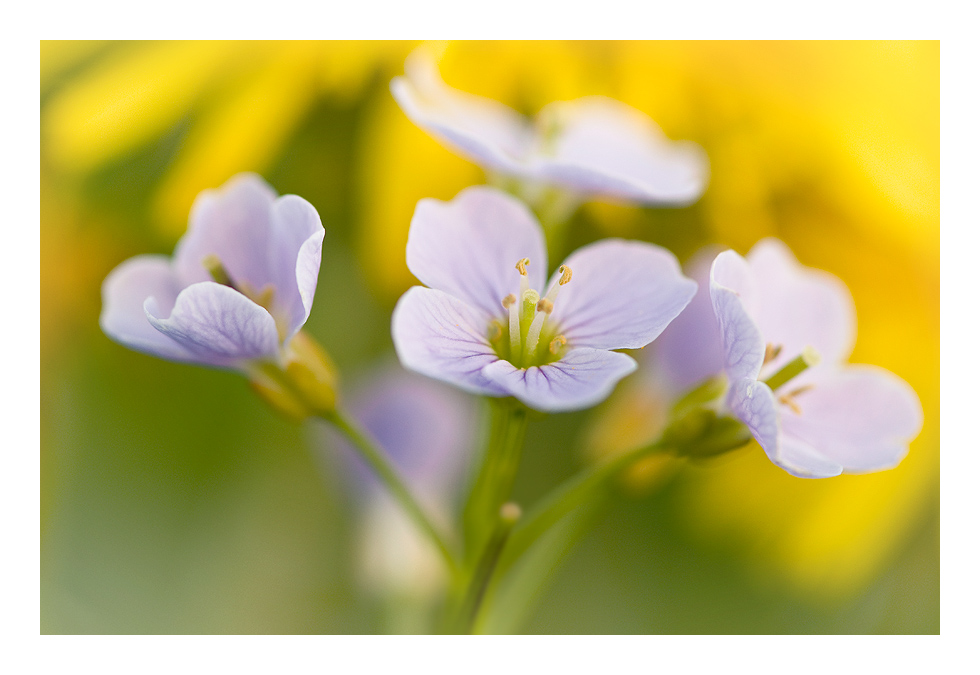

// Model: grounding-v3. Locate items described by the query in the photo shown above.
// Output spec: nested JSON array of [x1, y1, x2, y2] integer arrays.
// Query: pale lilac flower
[[100, 173, 324, 371], [390, 51, 708, 205], [709, 239, 922, 478], [329, 365, 476, 597], [391, 186, 697, 412], [649, 246, 727, 395]]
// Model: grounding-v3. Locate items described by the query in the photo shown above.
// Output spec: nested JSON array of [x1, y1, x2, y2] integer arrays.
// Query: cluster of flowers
[[99, 51, 927, 627], [102, 51, 921, 485]]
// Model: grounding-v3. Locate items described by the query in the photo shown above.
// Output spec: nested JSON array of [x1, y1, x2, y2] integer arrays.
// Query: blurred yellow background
[[40, 41, 938, 633]]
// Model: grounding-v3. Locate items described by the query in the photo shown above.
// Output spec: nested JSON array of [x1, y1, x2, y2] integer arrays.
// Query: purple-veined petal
[[406, 186, 548, 318], [779, 365, 922, 473], [267, 194, 324, 339], [527, 97, 709, 204], [145, 281, 281, 367], [728, 377, 844, 479], [547, 239, 696, 351], [391, 286, 508, 397], [100, 254, 196, 362], [173, 173, 278, 289], [747, 238, 856, 375], [390, 51, 530, 175], [482, 348, 637, 412], [710, 250, 766, 382], [651, 247, 726, 392]]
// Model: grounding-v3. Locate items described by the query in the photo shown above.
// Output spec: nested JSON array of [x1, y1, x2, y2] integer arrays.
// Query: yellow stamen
[[778, 385, 813, 415], [558, 264, 572, 285], [549, 335, 567, 354], [487, 321, 503, 343], [785, 384, 814, 398], [508, 296, 521, 358], [202, 254, 233, 287], [523, 311, 547, 364], [778, 395, 803, 415], [502, 293, 516, 309], [763, 343, 783, 365], [536, 298, 554, 315], [516, 257, 530, 295], [542, 264, 573, 306]]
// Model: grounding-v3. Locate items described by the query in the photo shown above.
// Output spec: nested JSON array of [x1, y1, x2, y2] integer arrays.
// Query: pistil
[[763, 346, 820, 391], [498, 259, 574, 368]]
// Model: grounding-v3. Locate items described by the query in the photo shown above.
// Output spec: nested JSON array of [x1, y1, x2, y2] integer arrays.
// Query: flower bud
[[249, 331, 338, 421]]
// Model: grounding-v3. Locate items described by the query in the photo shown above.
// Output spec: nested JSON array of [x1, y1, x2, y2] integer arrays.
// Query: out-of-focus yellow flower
[[41, 40, 410, 237], [356, 41, 615, 297], [430, 40, 941, 600], [40, 40, 938, 603]]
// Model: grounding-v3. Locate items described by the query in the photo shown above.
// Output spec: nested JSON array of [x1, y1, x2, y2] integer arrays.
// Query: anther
[[763, 343, 783, 365], [203, 254, 234, 288], [542, 264, 573, 306], [778, 395, 803, 415], [558, 264, 572, 285], [487, 321, 503, 343], [549, 335, 567, 354], [785, 384, 814, 398], [778, 384, 812, 415], [502, 294, 517, 309], [536, 298, 554, 315], [515, 257, 531, 294]]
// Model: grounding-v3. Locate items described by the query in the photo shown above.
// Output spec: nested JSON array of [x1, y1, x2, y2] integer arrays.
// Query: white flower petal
[[406, 186, 548, 318], [390, 51, 530, 174], [391, 286, 508, 397], [145, 282, 281, 367], [528, 97, 709, 204], [100, 255, 195, 362], [549, 239, 696, 350], [482, 348, 637, 412], [747, 238, 856, 374], [710, 250, 766, 382], [780, 366, 923, 473]]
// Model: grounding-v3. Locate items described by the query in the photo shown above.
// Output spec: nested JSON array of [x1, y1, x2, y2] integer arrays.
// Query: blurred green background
[[40, 41, 939, 634]]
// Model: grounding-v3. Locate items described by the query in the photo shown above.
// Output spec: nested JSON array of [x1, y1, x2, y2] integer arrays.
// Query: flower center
[[762, 344, 820, 415], [487, 258, 573, 369], [203, 254, 289, 341]]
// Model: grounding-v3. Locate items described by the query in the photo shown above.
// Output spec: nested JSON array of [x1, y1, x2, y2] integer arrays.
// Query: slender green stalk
[[462, 401, 529, 562], [471, 500, 599, 634], [324, 410, 461, 579], [496, 440, 670, 580], [454, 503, 521, 634]]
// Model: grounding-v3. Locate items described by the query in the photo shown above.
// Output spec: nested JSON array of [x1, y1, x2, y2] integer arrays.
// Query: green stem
[[324, 410, 461, 580], [496, 440, 670, 580], [454, 503, 521, 634], [462, 401, 529, 562]]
